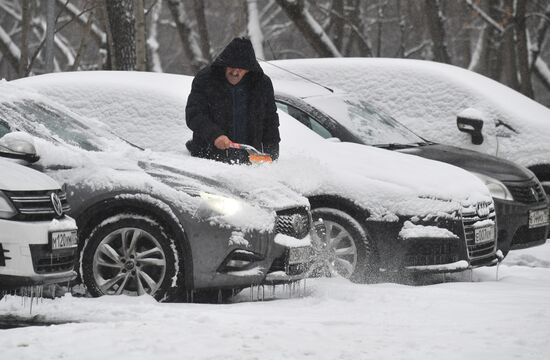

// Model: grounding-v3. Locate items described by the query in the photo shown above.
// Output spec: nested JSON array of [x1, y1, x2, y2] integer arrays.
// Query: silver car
[[0, 92, 313, 302]]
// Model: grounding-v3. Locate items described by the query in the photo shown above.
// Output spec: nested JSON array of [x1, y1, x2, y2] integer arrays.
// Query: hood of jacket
[[212, 37, 263, 74]]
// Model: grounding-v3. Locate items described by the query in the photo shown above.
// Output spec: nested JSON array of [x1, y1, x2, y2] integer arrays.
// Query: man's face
[[225, 67, 249, 85]]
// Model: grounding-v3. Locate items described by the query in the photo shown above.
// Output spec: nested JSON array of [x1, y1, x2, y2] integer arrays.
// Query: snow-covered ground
[[1, 241, 549, 360]]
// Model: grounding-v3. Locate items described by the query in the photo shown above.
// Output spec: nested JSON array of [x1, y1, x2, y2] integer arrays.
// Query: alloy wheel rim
[[92, 227, 167, 296], [318, 220, 358, 279]]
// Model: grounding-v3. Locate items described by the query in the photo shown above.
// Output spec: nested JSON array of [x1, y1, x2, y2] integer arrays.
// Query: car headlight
[[197, 192, 242, 217], [0, 191, 16, 219], [472, 172, 514, 201]]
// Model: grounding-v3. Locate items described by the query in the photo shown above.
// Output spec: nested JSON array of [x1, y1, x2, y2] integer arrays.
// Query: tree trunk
[[193, 0, 212, 62], [246, 0, 265, 59], [500, 26, 520, 90], [19, 0, 31, 77], [530, 4, 550, 69], [167, 0, 205, 73], [0, 25, 21, 72], [44, 0, 56, 73], [105, 0, 136, 70], [482, 0, 505, 81], [276, 0, 342, 57], [514, 0, 533, 98], [331, 0, 345, 51], [424, 0, 451, 63], [147, 0, 163, 72], [71, 7, 95, 71], [395, 0, 406, 58], [135, 0, 146, 71]]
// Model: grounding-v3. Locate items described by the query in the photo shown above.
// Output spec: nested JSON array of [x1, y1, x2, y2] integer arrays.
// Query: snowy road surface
[[1, 242, 550, 360]]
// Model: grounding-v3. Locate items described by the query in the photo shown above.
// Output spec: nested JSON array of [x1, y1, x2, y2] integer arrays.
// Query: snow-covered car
[[262, 58, 550, 194], [271, 81, 549, 255], [13, 72, 503, 281], [0, 149, 77, 292], [0, 84, 314, 301]]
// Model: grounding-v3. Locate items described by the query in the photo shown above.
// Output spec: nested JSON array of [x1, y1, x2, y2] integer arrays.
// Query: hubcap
[[92, 227, 167, 296], [313, 220, 358, 279]]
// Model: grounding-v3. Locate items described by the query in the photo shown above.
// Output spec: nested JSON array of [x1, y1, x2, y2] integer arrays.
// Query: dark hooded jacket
[[185, 38, 280, 163]]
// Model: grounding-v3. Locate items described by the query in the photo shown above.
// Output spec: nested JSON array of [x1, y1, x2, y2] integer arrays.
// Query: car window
[[306, 95, 424, 145], [0, 99, 103, 151], [277, 101, 333, 139], [0, 119, 10, 138]]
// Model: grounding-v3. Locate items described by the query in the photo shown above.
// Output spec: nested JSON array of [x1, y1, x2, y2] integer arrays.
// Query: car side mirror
[[0, 132, 40, 163], [457, 109, 485, 145]]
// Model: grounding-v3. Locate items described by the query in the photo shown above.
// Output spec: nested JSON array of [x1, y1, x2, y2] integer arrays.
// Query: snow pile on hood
[[9, 71, 493, 219], [262, 58, 550, 168]]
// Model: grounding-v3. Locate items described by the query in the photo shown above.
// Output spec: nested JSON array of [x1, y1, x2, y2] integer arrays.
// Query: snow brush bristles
[[229, 143, 272, 164]]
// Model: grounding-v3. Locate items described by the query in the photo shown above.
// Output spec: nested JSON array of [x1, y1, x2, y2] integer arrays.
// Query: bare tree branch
[[464, 0, 504, 33]]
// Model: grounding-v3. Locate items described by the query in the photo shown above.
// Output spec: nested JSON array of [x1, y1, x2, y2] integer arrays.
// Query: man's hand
[[214, 135, 232, 150]]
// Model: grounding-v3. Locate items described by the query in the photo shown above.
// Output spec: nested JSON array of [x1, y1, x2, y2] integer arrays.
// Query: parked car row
[[2, 59, 548, 302]]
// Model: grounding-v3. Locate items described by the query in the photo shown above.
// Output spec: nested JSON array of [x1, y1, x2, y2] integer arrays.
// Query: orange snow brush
[[229, 143, 273, 164]]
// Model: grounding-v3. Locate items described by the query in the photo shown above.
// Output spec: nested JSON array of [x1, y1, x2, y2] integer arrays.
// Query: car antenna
[[257, 56, 334, 93]]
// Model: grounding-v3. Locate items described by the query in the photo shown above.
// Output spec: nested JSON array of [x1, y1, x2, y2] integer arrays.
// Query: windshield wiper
[[373, 143, 420, 149]]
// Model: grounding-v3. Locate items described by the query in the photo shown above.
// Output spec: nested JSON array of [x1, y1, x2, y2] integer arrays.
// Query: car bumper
[[494, 199, 549, 252], [0, 216, 78, 290], [370, 207, 498, 273]]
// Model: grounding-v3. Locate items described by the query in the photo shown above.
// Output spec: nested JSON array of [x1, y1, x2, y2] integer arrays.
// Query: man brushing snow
[[185, 37, 280, 163]]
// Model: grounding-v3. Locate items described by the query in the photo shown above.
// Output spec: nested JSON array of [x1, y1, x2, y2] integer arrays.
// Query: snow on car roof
[[261, 58, 550, 168], [11, 71, 494, 219]]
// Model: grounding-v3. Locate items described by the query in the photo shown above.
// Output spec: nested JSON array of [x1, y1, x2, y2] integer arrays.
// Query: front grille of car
[[462, 201, 497, 262], [275, 207, 311, 239], [5, 190, 71, 221], [29, 245, 76, 274], [505, 180, 546, 204], [404, 239, 460, 266]]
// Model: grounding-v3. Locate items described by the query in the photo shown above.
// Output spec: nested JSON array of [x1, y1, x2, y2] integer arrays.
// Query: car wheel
[[81, 214, 179, 301], [311, 208, 377, 282]]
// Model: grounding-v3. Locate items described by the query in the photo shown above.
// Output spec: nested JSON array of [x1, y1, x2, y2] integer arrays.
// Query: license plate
[[474, 225, 495, 244], [288, 246, 313, 264], [529, 208, 549, 228], [50, 230, 78, 251]]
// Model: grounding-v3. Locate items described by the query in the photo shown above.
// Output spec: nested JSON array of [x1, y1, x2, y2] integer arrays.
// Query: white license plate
[[50, 230, 78, 251], [474, 225, 495, 244], [288, 246, 313, 264], [529, 208, 549, 228]]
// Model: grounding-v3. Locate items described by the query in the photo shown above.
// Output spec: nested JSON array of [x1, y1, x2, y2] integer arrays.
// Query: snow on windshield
[[304, 94, 424, 145], [262, 58, 550, 168], [10, 71, 494, 219]]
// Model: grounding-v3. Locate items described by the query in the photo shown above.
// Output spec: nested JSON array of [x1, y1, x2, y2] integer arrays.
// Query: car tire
[[311, 207, 377, 282], [81, 214, 180, 301]]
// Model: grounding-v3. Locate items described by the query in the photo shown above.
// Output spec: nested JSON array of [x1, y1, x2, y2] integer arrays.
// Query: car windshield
[[305, 95, 426, 146], [0, 99, 117, 151]]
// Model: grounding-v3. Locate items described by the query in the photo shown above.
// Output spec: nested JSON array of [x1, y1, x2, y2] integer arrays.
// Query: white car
[[13, 71, 502, 281], [0, 150, 77, 292], [261, 58, 550, 194]]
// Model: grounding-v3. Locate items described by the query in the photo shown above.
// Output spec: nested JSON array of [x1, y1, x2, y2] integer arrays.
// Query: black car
[[274, 84, 549, 256]]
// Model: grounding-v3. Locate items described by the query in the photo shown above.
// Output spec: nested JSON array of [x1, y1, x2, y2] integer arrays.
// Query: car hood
[[0, 158, 60, 191], [138, 157, 310, 212], [397, 144, 534, 182]]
